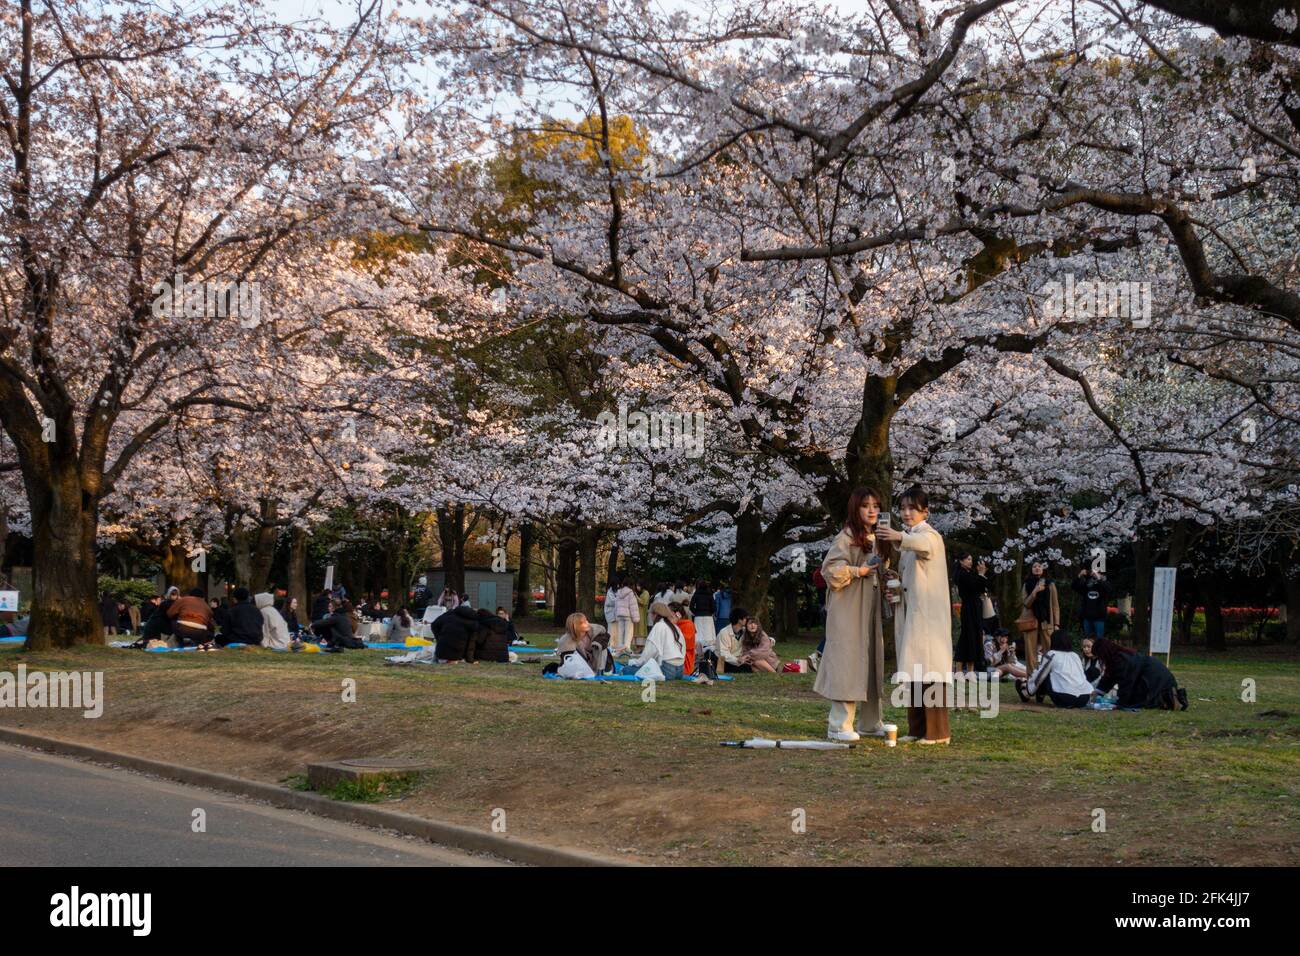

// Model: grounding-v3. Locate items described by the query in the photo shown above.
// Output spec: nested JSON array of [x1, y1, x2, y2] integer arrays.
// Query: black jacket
[[221, 599, 264, 646], [433, 605, 480, 661], [473, 610, 510, 663], [689, 589, 715, 618], [1072, 574, 1113, 621], [99, 596, 118, 627], [313, 611, 364, 649], [310, 594, 332, 621]]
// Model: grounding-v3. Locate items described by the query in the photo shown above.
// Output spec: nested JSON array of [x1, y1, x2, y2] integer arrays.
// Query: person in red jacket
[[166, 588, 215, 646], [672, 603, 696, 676]]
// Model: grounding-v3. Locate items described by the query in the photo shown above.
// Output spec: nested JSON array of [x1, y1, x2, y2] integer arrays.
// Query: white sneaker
[[808, 650, 821, 672], [827, 729, 861, 742], [898, 735, 919, 743], [859, 724, 888, 737]]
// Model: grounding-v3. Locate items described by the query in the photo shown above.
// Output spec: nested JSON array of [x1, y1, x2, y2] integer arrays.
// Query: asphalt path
[[0, 743, 501, 866]]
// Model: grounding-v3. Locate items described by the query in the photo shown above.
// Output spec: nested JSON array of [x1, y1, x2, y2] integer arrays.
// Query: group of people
[[812, 483, 1189, 747], [554, 593, 780, 681], [118, 585, 430, 654]]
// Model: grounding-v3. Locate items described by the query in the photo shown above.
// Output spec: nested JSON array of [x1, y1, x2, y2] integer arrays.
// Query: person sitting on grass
[[1080, 636, 1104, 686], [738, 617, 780, 673], [473, 607, 511, 662], [431, 603, 480, 662], [626, 602, 686, 679], [671, 602, 697, 676], [1017, 629, 1093, 708], [255, 592, 292, 650], [496, 607, 521, 646], [984, 629, 1026, 681], [555, 612, 611, 674], [221, 587, 264, 646], [167, 588, 216, 647], [1091, 637, 1187, 710], [715, 607, 751, 673], [313, 599, 365, 651], [386, 606, 413, 642]]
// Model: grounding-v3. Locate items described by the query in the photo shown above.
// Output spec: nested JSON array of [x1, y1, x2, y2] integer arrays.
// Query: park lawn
[[1, 636, 1297, 865]]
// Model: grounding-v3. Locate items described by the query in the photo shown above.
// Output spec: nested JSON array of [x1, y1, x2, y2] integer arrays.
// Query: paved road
[[0, 744, 500, 866]]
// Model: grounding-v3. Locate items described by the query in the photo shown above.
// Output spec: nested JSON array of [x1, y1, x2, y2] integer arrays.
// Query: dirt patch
[[2, 643, 1297, 865]]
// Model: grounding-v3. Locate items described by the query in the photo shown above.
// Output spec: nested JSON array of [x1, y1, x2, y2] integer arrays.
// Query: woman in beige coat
[[816, 487, 890, 742], [876, 485, 953, 744]]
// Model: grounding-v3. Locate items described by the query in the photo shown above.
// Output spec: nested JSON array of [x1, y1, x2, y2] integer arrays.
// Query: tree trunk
[[249, 502, 278, 593], [1201, 570, 1226, 650], [437, 504, 467, 593], [287, 527, 309, 626], [161, 542, 198, 592], [231, 524, 253, 590], [554, 534, 578, 621], [1132, 537, 1153, 643], [731, 510, 775, 623], [514, 522, 533, 618], [25, 477, 102, 651], [577, 525, 598, 620], [1285, 571, 1300, 645], [829, 380, 895, 517], [771, 575, 800, 640]]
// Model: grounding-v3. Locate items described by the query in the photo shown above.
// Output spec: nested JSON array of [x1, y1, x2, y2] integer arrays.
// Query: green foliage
[[96, 576, 157, 606], [319, 772, 422, 803]]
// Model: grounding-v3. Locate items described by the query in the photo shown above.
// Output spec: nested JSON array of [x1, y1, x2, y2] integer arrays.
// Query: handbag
[[1015, 607, 1039, 633]]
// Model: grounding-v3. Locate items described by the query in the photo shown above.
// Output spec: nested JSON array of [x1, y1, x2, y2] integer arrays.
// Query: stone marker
[[307, 757, 429, 791]]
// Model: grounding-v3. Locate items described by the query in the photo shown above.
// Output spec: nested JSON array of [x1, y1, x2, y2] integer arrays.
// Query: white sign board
[[324, 565, 335, 592], [0, 590, 17, 612], [1149, 566, 1176, 655]]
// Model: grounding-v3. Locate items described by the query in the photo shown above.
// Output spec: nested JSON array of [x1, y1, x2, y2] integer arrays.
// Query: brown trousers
[[1024, 621, 1052, 672], [905, 682, 952, 742]]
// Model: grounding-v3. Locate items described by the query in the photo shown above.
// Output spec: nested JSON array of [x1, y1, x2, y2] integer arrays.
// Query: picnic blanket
[[0, 636, 25, 644], [544, 672, 732, 682]]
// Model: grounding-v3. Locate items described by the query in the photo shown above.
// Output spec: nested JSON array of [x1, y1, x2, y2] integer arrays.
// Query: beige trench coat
[[814, 530, 885, 702], [893, 521, 953, 683]]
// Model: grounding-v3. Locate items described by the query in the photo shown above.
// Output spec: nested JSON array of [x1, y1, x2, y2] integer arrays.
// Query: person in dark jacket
[[210, 597, 231, 635], [99, 592, 119, 637], [1072, 568, 1113, 639], [473, 608, 511, 662], [219, 587, 264, 646], [432, 605, 480, 661], [953, 553, 989, 673], [310, 590, 332, 622], [312, 600, 364, 649], [495, 607, 520, 646], [1092, 637, 1186, 710]]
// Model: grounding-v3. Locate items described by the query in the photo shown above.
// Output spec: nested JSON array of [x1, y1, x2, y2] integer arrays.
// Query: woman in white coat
[[255, 592, 292, 651], [815, 486, 890, 742], [875, 485, 952, 744]]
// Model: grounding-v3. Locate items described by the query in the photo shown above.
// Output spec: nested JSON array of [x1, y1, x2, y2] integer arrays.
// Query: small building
[[415, 566, 515, 612]]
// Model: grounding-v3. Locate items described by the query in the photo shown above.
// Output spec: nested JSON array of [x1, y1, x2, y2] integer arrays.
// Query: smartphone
[[878, 514, 891, 531]]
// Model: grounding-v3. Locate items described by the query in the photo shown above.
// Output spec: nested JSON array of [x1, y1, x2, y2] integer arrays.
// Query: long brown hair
[[844, 486, 894, 563]]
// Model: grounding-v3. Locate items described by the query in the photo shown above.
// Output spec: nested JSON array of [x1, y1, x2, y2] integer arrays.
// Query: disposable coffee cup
[[883, 723, 898, 747]]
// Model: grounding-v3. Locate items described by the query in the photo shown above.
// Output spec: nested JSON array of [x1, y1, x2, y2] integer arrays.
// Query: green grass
[[2, 635, 1297, 865]]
